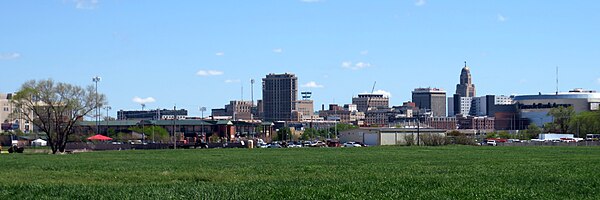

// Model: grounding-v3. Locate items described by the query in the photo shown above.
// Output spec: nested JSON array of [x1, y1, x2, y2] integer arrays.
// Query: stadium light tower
[[92, 76, 101, 134]]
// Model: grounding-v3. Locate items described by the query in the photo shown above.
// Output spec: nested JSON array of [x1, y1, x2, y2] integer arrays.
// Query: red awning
[[87, 134, 112, 141]]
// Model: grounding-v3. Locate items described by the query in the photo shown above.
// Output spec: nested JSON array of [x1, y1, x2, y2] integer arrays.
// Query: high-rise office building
[[352, 94, 389, 112], [456, 62, 476, 98], [449, 95, 514, 117], [262, 73, 298, 122], [412, 88, 447, 117]]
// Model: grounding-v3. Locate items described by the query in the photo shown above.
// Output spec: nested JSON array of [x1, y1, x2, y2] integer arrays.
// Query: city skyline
[[1, 1, 599, 117]]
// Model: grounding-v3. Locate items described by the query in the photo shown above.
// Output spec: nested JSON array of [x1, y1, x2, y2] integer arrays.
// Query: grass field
[[1, 146, 599, 199]]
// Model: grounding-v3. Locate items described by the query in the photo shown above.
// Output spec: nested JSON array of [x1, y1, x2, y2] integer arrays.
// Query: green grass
[[1, 146, 599, 199]]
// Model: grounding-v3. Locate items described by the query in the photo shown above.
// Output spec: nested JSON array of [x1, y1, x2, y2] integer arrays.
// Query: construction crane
[[366, 81, 376, 111]]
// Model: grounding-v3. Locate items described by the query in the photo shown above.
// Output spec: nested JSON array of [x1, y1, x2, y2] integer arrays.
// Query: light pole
[[92, 76, 101, 134], [200, 106, 206, 142], [104, 106, 111, 135]]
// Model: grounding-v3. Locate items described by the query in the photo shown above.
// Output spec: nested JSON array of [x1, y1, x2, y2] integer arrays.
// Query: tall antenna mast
[[241, 83, 244, 101], [556, 66, 559, 95]]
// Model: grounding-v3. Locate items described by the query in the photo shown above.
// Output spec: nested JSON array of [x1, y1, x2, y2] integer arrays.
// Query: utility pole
[[251, 79, 255, 137], [417, 100, 421, 146], [104, 106, 111, 134], [200, 106, 206, 142], [92, 76, 101, 134], [173, 105, 177, 150], [556, 66, 559, 95]]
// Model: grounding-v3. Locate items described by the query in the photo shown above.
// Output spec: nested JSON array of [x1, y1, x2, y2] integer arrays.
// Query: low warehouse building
[[339, 127, 446, 146]]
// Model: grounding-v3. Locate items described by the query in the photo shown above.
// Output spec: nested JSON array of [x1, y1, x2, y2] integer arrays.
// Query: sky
[[1, 0, 600, 118]]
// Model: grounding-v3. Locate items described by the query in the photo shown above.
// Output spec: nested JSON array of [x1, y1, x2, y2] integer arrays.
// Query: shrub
[[421, 134, 447, 146]]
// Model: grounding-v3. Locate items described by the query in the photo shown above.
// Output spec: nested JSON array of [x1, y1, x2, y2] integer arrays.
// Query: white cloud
[[196, 70, 224, 76], [373, 90, 392, 98], [355, 62, 371, 68], [341, 61, 372, 70], [225, 79, 240, 83], [341, 61, 352, 68], [302, 81, 324, 88], [0, 53, 20, 60], [360, 50, 369, 55], [301, 0, 321, 2], [72, 0, 99, 9], [415, 0, 426, 6], [273, 48, 283, 53], [497, 14, 507, 22], [132, 97, 156, 104], [215, 52, 225, 56]]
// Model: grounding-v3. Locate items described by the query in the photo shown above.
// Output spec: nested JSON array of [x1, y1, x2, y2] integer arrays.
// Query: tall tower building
[[455, 61, 476, 97], [262, 73, 298, 122]]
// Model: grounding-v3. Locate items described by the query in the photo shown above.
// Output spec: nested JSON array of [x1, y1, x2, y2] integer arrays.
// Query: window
[[591, 103, 600, 111]]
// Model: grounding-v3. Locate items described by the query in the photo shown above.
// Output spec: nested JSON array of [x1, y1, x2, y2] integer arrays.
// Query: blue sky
[[1, 0, 600, 117]]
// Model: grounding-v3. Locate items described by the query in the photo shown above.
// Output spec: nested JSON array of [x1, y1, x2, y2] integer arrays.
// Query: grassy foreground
[[0, 146, 599, 199]]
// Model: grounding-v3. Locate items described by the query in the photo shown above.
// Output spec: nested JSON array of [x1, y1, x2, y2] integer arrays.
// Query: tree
[[11, 79, 106, 154], [523, 124, 542, 139], [275, 127, 292, 141], [447, 130, 474, 145], [328, 123, 358, 138], [547, 106, 575, 134], [568, 111, 600, 138], [300, 128, 318, 140]]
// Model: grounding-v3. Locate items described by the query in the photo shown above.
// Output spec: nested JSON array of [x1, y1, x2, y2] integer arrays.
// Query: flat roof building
[[117, 109, 188, 120], [352, 94, 389, 112], [514, 89, 600, 126], [412, 88, 447, 117], [262, 73, 298, 122]]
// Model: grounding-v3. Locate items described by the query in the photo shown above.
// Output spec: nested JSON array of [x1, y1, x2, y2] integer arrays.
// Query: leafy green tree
[[547, 106, 575, 134], [522, 124, 542, 139], [486, 132, 498, 139], [317, 129, 329, 139], [498, 131, 511, 139], [11, 79, 106, 154], [301, 128, 318, 140], [276, 127, 292, 141], [328, 123, 358, 138], [568, 111, 600, 138]]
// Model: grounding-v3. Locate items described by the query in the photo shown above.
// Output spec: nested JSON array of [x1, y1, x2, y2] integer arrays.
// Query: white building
[[339, 127, 447, 146], [448, 96, 472, 116], [449, 95, 514, 117]]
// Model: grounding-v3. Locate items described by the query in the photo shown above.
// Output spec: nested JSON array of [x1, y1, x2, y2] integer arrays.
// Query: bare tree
[[11, 79, 106, 154]]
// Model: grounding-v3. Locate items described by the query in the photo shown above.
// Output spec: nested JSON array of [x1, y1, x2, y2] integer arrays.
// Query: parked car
[[343, 142, 362, 147], [311, 141, 327, 147], [287, 142, 302, 148], [267, 143, 282, 148], [355, 142, 368, 147], [257, 142, 268, 148], [302, 141, 314, 147], [486, 140, 497, 146]]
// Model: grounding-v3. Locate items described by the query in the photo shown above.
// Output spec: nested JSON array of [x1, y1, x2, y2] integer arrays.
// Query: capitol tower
[[455, 61, 476, 97]]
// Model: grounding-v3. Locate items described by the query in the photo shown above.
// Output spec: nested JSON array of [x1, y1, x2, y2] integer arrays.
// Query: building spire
[[464, 61, 467, 67]]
